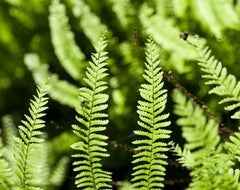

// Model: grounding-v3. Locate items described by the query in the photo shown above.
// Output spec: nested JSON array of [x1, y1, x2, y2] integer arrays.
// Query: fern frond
[[172, 89, 221, 166], [198, 46, 240, 119], [106, 0, 134, 29], [70, 0, 108, 45], [13, 82, 49, 189], [131, 38, 171, 190], [224, 127, 240, 162], [169, 141, 195, 169], [24, 53, 79, 107], [49, 156, 69, 186], [172, 89, 240, 189], [189, 153, 240, 190], [1, 115, 17, 163], [0, 129, 12, 189], [71, 34, 112, 189], [190, 0, 239, 38], [49, 0, 86, 80]]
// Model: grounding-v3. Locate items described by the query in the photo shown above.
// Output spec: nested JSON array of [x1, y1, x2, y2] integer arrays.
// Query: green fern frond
[[224, 127, 240, 162], [13, 82, 49, 189], [106, 0, 134, 29], [169, 141, 195, 168], [1, 115, 17, 162], [190, 0, 239, 38], [198, 46, 240, 119], [189, 153, 240, 190], [172, 89, 221, 166], [138, 2, 206, 74], [172, 89, 240, 189], [24, 53, 79, 108], [49, 0, 86, 80], [49, 156, 69, 186], [70, 0, 108, 45], [71, 34, 112, 189], [131, 38, 171, 190], [0, 129, 12, 189]]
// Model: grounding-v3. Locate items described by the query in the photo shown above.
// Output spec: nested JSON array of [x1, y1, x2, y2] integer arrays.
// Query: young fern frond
[[198, 46, 240, 119], [49, 0, 86, 80], [131, 38, 171, 189], [71, 35, 112, 189], [172, 89, 221, 166], [13, 83, 49, 189]]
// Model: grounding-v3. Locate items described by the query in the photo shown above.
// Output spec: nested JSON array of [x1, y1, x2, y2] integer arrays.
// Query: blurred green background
[[1, 0, 240, 189]]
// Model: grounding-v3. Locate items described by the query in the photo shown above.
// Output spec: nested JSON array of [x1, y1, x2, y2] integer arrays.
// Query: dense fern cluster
[[1, 0, 240, 189]]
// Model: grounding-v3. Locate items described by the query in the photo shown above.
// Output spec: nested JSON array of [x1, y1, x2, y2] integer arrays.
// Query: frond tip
[[71, 34, 112, 189], [131, 37, 171, 189]]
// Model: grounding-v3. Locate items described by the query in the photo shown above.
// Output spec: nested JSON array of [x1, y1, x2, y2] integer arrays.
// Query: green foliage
[[1, 0, 240, 189], [131, 38, 171, 189], [172, 89, 221, 167], [13, 83, 49, 189], [171, 89, 240, 190], [198, 46, 240, 119], [49, 0, 86, 80], [71, 35, 112, 189]]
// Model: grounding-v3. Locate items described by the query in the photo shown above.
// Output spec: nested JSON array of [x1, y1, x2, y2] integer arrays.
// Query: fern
[[13, 82, 49, 189], [70, 0, 108, 45], [198, 46, 240, 119], [0, 129, 12, 190], [49, 0, 86, 80], [24, 53, 79, 108], [189, 0, 239, 38], [172, 89, 221, 166], [171, 89, 240, 190], [71, 34, 112, 189], [1, 115, 17, 163], [224, 127, 240, 162], [131, 38, 171, 189]]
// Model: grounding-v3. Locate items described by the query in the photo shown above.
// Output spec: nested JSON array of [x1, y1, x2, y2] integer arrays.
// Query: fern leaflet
[[71, 34, 112, 189], [131, 38, 171, 189], [13, 83, 49, 189], [198, 46, 240, 119]]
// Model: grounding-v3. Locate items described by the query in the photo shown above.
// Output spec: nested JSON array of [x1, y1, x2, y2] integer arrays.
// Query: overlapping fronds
[[198, 47, 240, 119], [49, 0, 86, 80], [24, 53, 79, 108], [171, 89, 240, 189], [131, 38, 171, 189], [172, 89, 221, 166], [0, 129, 12, 190], [188, 153, 240, 190], [13, 83, 49, 189], [71, 34, 112, 189]]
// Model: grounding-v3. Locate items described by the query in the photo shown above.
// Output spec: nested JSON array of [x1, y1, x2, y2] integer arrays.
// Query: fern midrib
[[146, 54, 158, 189], [21, 93, 44, 187], [87, 49, 104, 190]]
